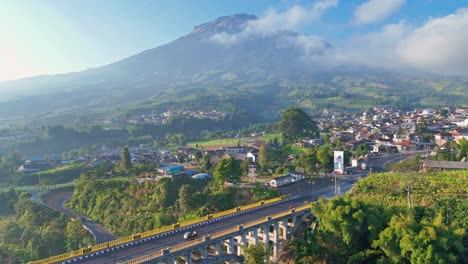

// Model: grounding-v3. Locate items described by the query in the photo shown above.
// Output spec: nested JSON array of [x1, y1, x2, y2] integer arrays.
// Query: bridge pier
[[227, 237, 235, 255], [263, 217, 271, 264], [214, 242, 222, 255], [50, 206, 312, 264], [272, 221, 279, 259]]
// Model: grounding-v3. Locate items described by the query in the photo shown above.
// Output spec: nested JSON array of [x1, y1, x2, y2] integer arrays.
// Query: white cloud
[[211, 2, 468, 77], [397, 8, 468, 75], [249, 0, 338, 33], [211, 0, 338, 45], [284, 35, 331, 56], [353, 0, 406, 25], [326, 8, 468, 76]]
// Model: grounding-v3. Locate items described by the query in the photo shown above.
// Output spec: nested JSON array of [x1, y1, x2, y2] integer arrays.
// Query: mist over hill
[[0, 14, 466, 122]]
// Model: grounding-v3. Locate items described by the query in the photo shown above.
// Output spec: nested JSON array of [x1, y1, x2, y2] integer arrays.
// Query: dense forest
[[9, 111, 262, 157], [0, 190, 93, 263], [68, 167, 278, 237], [287, 170, 467, 263], [1, 107, 467, 264]]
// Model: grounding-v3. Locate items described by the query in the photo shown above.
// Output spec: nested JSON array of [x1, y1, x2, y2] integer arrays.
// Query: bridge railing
[[28, 195, 290, 264], [0, 182, 74, 193], [124, 204, 313, 264]]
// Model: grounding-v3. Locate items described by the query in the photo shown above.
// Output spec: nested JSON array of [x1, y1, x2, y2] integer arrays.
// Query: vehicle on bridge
[[183, 231, 198, 240]]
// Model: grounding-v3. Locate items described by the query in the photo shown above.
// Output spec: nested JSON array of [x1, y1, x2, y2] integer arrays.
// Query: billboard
[[334, 151, 344, 174]]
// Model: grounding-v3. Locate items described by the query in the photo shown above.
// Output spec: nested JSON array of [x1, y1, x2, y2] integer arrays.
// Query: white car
[[183, 231, 198, 240]]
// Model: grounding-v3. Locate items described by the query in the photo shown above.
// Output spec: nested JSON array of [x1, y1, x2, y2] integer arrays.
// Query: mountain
[[0, 14, 466, 123]]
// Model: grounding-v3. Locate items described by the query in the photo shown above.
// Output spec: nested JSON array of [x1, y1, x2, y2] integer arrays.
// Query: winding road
[[41, 191, 116, 243], [75, 174, 362, 264], [37, 153, 409, 263]]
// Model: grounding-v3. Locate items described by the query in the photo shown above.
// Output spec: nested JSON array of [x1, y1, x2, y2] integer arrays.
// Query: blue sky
[[0, 0, 466, 81]]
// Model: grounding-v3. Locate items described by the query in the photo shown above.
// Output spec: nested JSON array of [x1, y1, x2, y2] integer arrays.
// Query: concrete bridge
[[29, 171, 370, 264], [123, 204, 312, 264], [29, 195, 314, 264]]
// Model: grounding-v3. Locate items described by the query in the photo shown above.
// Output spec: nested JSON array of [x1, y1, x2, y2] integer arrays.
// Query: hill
[[298, 170, 468, 263], [0, 14, 467, 124]]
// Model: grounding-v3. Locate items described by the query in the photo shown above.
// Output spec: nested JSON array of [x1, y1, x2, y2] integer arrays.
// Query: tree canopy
[[118, 146, 132, 172], [213, 157, 242, 184], [303, 171, 467, 263], [280, 107, 318, 144]]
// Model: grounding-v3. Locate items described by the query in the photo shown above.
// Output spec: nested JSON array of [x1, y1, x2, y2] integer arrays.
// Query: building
[[157, 165, 184, 174], [420, 160, 468, 172], [269, 172, 304, 188], [224, 147, 245, 154], [246, 148, 259, 162]]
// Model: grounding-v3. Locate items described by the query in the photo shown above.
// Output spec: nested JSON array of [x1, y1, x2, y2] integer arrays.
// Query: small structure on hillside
[[157, 165, 184, 174], [269, 172, 304, 188], [420, 160, 468, 172]]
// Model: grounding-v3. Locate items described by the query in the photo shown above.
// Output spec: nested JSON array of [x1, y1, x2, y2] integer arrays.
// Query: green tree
[[258, 144, 268, 172], [243, 244, 266, 264], [280, 107, 318, 144], [213, 157, 242, 184], [295, 149, 318, 175], [120, 146, 132, 171], [178, 184, 195, 212], [194, 149, 203, 163], [65, 219, 91, 251], [354, 143, 370, 158], [240, 159, 250, 176], [317, 144, 332, 171], [439, 108, 448, 117], [165, 133, 185, 145], [373, 213, 465, 263], [454, 138, 468, 161], [202, 154, 212, 172], [313, 197, 387, 253]]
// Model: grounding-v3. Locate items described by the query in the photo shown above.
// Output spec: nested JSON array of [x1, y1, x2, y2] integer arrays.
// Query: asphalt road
[[367, 153, 414, 172], [76, 175, 359, 264], [41, 191, 116, 243], [53, 153, 410, 263]]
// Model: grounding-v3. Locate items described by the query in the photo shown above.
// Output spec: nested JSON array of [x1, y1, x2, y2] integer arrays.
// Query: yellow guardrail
[[125, 204, 313, 264], [28, 195, 291, 264], [123, 250, 165, 264]]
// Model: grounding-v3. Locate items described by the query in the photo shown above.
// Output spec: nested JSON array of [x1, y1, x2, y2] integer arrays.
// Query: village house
[[269, 172, 304, 188], [420, 160, 468, 172]]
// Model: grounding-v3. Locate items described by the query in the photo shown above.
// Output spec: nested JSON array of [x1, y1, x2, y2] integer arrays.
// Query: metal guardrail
[[28, 195, 291, 264], [0, 182, 74, 193], [123, 204, 312, 264]]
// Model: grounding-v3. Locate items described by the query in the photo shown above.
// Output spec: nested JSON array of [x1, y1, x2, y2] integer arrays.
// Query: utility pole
[[334, 172, 340, 196], [312, 181, 315, 198]]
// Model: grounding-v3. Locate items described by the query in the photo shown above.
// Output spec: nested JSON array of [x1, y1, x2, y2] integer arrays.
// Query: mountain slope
[[0, 14, 466, 122]]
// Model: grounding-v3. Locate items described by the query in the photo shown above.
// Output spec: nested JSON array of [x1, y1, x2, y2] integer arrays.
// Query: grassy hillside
[[1, 71, 467, 127]]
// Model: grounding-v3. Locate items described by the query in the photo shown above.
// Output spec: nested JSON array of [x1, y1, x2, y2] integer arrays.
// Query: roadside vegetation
[[286, 170, 467, 263], [0, 190, 93, 263], [1, 106, 467, 263], [68, 164, 279, 237]]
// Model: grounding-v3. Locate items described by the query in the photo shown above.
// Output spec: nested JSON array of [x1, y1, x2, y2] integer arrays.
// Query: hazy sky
[[0, 0, 465, 81]]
